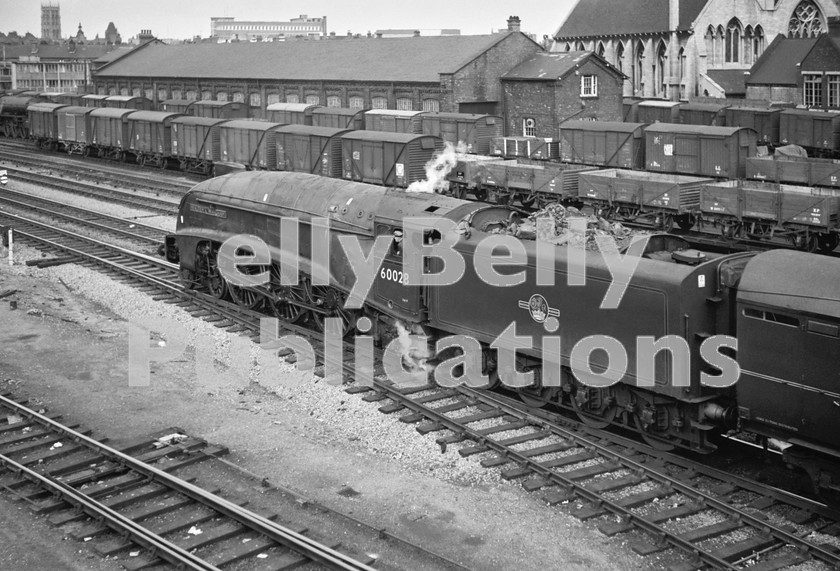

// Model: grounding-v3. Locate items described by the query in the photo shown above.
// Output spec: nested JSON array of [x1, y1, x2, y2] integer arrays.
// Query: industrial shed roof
[[502, 50, 624, 81], [95, 33, 526, 83], [553, 0, 707, 38]]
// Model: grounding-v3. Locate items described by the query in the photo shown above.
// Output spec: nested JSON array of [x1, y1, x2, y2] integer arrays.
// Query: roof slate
[[747, 36, 818, 85], [554, 0, 708, 38], [502, 50, 622, 81], [706, 70, 749, 95], [96, 34, 522, 83]]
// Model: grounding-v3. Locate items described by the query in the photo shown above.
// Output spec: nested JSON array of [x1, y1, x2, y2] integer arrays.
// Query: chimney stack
[[507, 16, 521, 32], [413, 30, 420, 37]]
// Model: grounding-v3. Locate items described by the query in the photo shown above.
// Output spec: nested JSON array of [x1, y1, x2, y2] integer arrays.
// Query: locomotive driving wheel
[[267, 285, 307, 323], [227, 284, 264, 310], [305, 282, 358, 337]]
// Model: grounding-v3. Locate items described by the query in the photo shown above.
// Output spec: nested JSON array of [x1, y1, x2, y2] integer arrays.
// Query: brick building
[[210, 15, 327, 42], [501, 51, 625, 138], [552, 0, 840, 100], [747, 17, 840, 108], [91, 22, 541, 118]]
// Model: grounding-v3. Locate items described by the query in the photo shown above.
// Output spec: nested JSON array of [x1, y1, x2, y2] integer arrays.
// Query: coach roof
[[95, 33, 532, 83]]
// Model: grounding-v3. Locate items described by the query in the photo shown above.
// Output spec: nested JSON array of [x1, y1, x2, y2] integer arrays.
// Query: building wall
[[746, 84, 801, 102], [554, 0, 840, 100], [503, 58, 623, 138], [444, 33, 542, 113], [210, 15, 327, 42]]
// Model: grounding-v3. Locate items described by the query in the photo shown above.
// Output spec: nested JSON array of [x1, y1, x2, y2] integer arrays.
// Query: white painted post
[[7, 228, 12, 266]]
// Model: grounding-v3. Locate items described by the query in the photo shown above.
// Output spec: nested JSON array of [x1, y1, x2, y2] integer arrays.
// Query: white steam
[[406, 141, 468, 193]]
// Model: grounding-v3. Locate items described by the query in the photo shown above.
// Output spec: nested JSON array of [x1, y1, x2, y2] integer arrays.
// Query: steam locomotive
[[163, 171, 840, 498]]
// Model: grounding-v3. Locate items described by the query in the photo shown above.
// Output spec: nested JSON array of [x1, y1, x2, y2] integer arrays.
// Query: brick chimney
[[413, 30, 420, 37], [507, 16, 521, 32]]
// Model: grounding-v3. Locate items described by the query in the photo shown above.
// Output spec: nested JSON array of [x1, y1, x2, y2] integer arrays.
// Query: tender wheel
[[657, 213, 674, 232], [473, 188, 488, 201], [633, 411, 676, 451], [517, 386, 556, 408], [452, 185, 467, 200], [571, 385, 616, 429]]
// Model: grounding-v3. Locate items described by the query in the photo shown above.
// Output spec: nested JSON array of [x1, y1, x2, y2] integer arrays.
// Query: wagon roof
[[643, 123, 752, 136], [192, 100, 243, 108], [218, 120, 285, 131], [266, 103, 322, 112], [365, 109, 423, 117], [738, 249, 840, 319], [171, 116, 228, 127], [89, 108, 137, 118], [126, 111, 182, 122], [27, 103, 68, 112], [82, 94, 109, 100], [106, 95, 148, 102], [341, 131, 439, 143], [779, 108, 840, 118], [56, 106, 94, 115], [560, 120, 646, 133], [273, 124, 351, 137], [94, 33, 532, 83]]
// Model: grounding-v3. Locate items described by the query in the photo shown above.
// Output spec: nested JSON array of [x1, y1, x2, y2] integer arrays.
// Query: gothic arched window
[[726, 19, 741, 63], [616, 42, 625, 74], [656, 41, 667, 97], [635, 41, 645, 94], [789, 1, 825, 38]]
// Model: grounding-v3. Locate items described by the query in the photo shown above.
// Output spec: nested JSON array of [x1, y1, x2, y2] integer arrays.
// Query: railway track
[[0, 139, 197, 196], [0, 393, 376, 570], [352, 383, 840, 570], [1, 166, 178, 215], [0, 186, 166, 247], [5, 210, 840, 569]]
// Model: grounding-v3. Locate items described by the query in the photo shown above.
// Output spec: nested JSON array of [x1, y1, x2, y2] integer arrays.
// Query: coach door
[[372, 222, 423, 317]]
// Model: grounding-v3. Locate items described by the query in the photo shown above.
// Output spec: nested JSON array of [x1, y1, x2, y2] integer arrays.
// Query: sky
[[2, 1, 575, 42]]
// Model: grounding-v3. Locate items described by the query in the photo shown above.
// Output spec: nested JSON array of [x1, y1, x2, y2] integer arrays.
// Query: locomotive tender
[[164, 171, 840, 496]]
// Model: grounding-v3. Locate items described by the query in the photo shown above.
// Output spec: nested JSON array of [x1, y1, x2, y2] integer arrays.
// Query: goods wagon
[[192, 100, 250, 119], [81, 94, 109, 108], [52, 93, 84, 106], [127, 111, 182, 168], [274, 125, 350, 178], [578, 169, 712, 231], [340, 131, 444, 188], [491, 136, 559, 160], [420, 112, 503, 155], [105, 95, 154, 110], [700, 179, 840, 251], [445, 155, 505, 199], [645, 124, 757, 179], [218, 120, 285, 169], [622, 97, 644, 122], [56, 106, 94, 154], [364, 109, 424, 134], [274, 124, 351, 177], [38, 92, 65, 104], [312, 107, 366, 130], [559, 120, 646, 169], [27, 103, 67, 148], [747, 155, 840, 188], [678, 102, 729, 126], [266, 103, 322, 126], [0, 95, 46, 137], [723, 106, 781, 144], [160, 98, 196, 115], [636, 100, 682, 123], [779, 109, 840, 153], [89, 107, 136, 160], [479, 159, 597, 207], [170, 117, 227, 175]]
